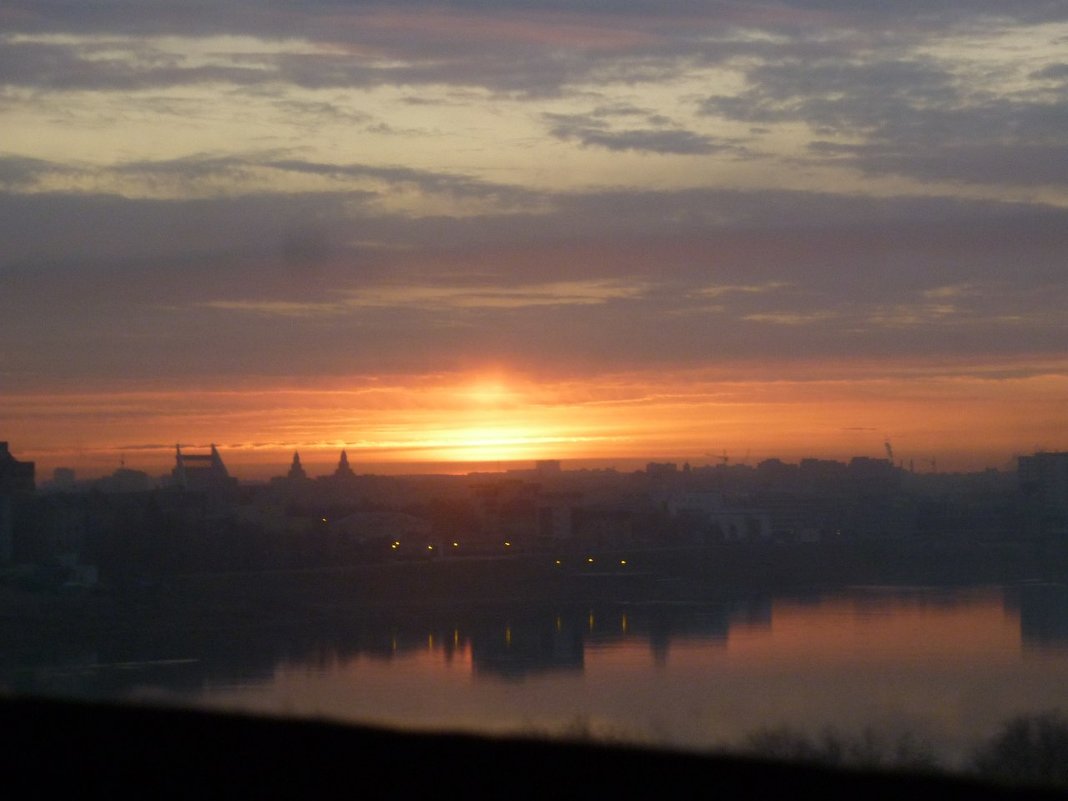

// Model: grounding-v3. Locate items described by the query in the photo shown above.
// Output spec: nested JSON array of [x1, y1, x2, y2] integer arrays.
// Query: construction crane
[[705, 450, 729, 465]]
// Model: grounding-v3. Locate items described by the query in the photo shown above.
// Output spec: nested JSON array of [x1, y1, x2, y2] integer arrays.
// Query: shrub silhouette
[[740, 725, 938, 772], [970, 711, 1068, 789]]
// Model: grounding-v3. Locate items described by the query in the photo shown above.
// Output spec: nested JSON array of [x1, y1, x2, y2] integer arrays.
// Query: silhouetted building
[[330, 510, 432, 552], [536, 491, 582, 544], [51, 467, 77, 492], [1019, 451, 1068, 536], [536, 459, 562, 476], [847, 456, 901, 494], [645, 462, 678, 478], [667, 491, 772, 544], [0, 442, 34, 563], [798, 458, 849, 494], [268, 451, 313, 499], [172, 444, 237, 492], [470, 479, 540, 548], [93, 467, 152, 494], [287, 451, 308, 482], [0, 497, 12, 563], [0, 442, 35, 495], [334, 450, 356, 480]]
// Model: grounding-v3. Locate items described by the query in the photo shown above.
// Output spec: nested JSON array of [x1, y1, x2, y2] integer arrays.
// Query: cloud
[[17, 2, 1052, 102], [4, 180, 1067, 286], [204, 278, 650, 316], [809, 139, 1068, 188], [544, 109, 736, 155], [0, 36, 276, 92], [692, 282, 791, 299], [0, 154, 66, 187], [742, 311, 838, 326], [0, 15, 678, 97], [700, 39, 1068, 187], [0, 187, 373, 269], [2, 2, 1066, 396], [1032, 63, 1068, 81], [922, 284, 975, 300]]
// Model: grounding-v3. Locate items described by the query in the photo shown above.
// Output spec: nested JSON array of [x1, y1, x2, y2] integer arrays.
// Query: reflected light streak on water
[[11, 584, 1068, 773], [169, 585, 1068, 769]]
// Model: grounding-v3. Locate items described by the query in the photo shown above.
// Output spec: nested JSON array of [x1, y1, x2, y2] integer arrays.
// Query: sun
[[462, 379, 513, 406], [431, 426, 552, 463], [402, 376, 583, 463]]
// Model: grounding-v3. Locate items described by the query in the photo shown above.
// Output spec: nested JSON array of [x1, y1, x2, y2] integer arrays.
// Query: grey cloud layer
[[2, 1, 1066, 389], [3, 174, 1065, 386], [5, 5, 1066, 188], [6, 151, 1066, 269], [543, 110, 741, 155], [7, 1, 1068, 33], [703, 56, 1068, 187], [3, 2, 1065, 95]]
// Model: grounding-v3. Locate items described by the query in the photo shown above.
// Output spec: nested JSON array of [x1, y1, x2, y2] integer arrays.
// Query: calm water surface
[[8, 581, 1068, 770]]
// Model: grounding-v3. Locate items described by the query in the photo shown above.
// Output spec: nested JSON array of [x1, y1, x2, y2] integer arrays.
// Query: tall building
[[334, 450, 356, 480], [51, 467, 77, 492], [287, 451, 309, 481], [1019, 451, 1068, 536], [0, 442, 34, 563], [536, 460, 562, 476], [172, 444, 237, 492], [0, 442, 35, 495]]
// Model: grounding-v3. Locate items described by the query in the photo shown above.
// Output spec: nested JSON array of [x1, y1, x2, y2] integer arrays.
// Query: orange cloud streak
[[3, 358, 1065, 481]]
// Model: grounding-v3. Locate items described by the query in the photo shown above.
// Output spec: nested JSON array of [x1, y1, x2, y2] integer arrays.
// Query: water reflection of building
[[465, 601, 770, 677], [0, 594, 780, 701], [644, 600, 771, 664], [470, 613, 585, 679], [1013, 582, 1068, 648]]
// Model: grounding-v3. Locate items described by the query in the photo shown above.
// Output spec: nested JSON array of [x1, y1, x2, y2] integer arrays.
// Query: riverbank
[[3, 538, 1065, 636], [2, 694, 1064, 799]]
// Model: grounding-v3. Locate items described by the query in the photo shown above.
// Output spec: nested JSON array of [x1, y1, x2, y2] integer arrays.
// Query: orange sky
[[2, 3, 1066, 483], [5, 357, 1065, 481]]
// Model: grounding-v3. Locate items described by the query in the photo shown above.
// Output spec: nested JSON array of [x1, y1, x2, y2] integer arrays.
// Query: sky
[[1, 1, 1066, 480]]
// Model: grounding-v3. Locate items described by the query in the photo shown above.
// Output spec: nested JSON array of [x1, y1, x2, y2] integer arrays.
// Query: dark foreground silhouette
[[1, 695, 1064, 799]]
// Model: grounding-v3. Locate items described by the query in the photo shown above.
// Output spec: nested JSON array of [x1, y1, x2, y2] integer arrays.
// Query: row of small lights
[[389, 540, 465, 552], [557, 558, 628, 567], [384, 539, 628, 567]]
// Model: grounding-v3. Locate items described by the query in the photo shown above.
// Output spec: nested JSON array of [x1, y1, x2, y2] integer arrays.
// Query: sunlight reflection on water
[[8, 583, 1068, 773], [107, 584, 1067, 770]]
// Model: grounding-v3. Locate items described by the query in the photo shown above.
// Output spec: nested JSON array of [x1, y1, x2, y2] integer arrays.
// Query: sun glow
[[462, 380, 514, 406], [6, 359, 1067, 480], [416, 427, 587, 463], [406, 376, 583, 461]]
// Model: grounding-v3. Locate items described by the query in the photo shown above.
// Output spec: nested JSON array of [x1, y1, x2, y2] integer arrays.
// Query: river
[[4, 569, 1068, 776]]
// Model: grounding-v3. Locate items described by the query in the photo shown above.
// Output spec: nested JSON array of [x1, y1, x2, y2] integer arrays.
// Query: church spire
[[334, 449, 355, 479], [287, 450, 308, 481]]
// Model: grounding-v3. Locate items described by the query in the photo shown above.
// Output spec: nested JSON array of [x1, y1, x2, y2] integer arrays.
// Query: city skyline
[[14, 437, 1047, 486], [2, 2, 1066, 479]]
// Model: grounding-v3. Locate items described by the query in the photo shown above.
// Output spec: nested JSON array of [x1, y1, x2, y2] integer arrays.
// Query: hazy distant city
[[7, 439, 1068, 793], [3, 439, 1067, 591], [4, 1, 1068, 793]]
